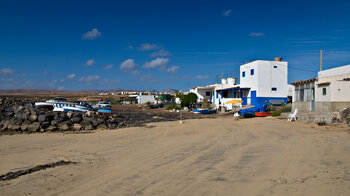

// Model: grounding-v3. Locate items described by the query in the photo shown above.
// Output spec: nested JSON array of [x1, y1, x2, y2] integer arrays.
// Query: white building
[[292, 64, 350, 115], [190, 58, 289, 109], [128, 94, 156, 104]]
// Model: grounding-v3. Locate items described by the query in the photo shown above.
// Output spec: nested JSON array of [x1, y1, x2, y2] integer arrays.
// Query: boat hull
[[193, 109, 216, 114], [35, 102, 54, 110], [53, 103, 91, 112], [254, 112, 271, 117]]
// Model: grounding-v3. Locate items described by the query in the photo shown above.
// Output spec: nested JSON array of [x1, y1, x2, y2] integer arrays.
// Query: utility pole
[[320, 49, 323, 71]]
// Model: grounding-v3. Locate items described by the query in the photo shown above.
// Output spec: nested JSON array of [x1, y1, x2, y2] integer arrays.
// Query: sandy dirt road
[[1, 118, 350, 196]]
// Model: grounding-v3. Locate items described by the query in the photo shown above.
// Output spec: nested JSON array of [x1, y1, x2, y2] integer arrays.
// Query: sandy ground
[[1, 118, 350, 196]]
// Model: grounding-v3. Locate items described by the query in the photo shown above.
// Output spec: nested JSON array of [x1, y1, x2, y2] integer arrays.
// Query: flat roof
[[291, 78, 318, 85]]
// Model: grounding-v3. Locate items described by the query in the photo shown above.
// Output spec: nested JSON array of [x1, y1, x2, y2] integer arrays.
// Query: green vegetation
[[166, 103, 181, 110], [159, 94, 174, 102], [111, 100, 122, 105], [266, 105, 291, 113], [281, 106, 292, 113], [270, 111, 282, 117], [176, 92, 198, 109]]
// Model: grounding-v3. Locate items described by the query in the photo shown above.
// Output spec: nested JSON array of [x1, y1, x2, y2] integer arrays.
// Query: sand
[[1, 118, 350, 196]]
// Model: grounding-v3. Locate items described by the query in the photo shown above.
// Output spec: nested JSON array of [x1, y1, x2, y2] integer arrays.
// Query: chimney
[[274, 57, 283, 61]]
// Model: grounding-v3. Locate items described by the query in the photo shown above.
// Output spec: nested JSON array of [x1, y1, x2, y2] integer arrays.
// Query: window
[[242, 71, 245, 77], [272, 87, 277, 91], [274, 66, 277, 68], [223, 91, 228, 98], [205, 91, 211, 96], [250, 69, 254, 75], [323, 87, 327, 95]]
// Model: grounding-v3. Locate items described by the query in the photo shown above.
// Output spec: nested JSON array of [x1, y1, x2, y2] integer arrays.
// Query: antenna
[[320, 49, 323, 71]]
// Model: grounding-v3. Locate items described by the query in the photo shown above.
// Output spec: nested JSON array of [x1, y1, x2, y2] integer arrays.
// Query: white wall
[[137, 95, 155, 104], [240, 60, 288, 98], [316, 73, 350, 102], [318, 64, 350, 77]]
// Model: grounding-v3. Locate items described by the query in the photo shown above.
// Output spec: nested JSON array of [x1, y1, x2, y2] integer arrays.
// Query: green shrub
[[282, 106, 292, 113], [270, 111, 282, 117], [166, 103, 181, 110]]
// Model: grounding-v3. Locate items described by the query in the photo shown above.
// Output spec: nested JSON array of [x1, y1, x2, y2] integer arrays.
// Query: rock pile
[[0, 97, 143, 134]]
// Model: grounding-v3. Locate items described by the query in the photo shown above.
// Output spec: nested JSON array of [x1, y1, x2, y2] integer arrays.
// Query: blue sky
[[1, 0, 350, 91]]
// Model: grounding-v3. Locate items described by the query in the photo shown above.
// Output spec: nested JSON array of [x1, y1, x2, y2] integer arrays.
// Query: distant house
[[291, 64, 350, 122], [190, 58, 289, 109], [129, 93, 156, 104]]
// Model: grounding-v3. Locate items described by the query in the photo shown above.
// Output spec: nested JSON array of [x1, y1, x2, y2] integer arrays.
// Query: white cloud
[[249, 32, 265, 37], [0, 68, 14, 75], [150, 48, 170, 57], [67, 74, 76, 79], [78, 75, 100, 82], [166, 66, 179, 73], [130, 70, 140, 75], [120, 59, 137, 71], [223, 9, 232, 17], [195, 75, 209, 79], [82, 28, 102, 40], [143, 58, 169, 69], [138, 43, 158, 51], [84, 59, 95, 66], [43, 70, 49, 75], [103, 64, 113, 70]]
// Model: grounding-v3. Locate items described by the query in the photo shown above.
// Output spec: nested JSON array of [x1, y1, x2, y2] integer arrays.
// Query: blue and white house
[[190, 58, 289, 109]]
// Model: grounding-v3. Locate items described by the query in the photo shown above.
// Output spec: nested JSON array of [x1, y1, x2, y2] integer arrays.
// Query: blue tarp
[[239, 105, 266, 116]]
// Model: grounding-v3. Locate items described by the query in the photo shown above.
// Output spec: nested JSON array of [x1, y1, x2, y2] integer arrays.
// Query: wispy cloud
[[222, 9, 232, 17], [166, 66, 179, 73], [67, 74, 76, 79], [138, 43, 158, 51], [150, 48, 170, 57], [143, 58, 169, 69], [140, 74, 158, 83], [120, 59, 137, 71], [82, 28, 102, 40], [0, 68, 14, 75], [84, 59, 95, 66], [130, 70, 140, 75], [138, 43, 171, 57], [78, 75, 100, 83], [249, 32, 265, 37], [103, 64, 113, 70], [195, 75, 209, 79]]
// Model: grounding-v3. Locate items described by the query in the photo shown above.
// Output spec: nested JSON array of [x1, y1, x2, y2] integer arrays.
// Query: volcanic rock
[[28, 122, 40, 132]]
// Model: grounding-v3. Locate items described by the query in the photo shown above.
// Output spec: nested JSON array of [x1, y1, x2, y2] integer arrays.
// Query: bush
[[270, 111, 282, 117], [178, 93, 197, 109], [282, 106, 292, 113], [166, 103, 181, 110]]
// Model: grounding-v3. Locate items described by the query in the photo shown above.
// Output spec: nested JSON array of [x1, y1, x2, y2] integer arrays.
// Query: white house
[[291, 64, 350, 115], [191, 58, 289, 109], [129, 94, 156, 104]]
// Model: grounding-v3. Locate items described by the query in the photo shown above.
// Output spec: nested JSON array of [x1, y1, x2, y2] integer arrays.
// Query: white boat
[[35, 97, 68, 109], [93, 101, 111, 110], [53, 103, 92, 112]]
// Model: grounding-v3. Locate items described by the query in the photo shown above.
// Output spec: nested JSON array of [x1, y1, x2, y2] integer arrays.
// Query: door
[[310, 87, 315, 111], [250, 91, 257, 106]]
